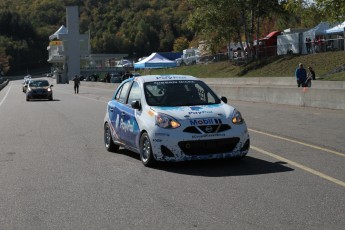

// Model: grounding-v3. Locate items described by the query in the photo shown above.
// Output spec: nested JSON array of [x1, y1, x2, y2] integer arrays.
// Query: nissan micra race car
[[104, 75, 250, 167]]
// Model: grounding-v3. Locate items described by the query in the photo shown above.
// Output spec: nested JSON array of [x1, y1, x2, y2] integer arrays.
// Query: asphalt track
[[0, 79, 344, 230]]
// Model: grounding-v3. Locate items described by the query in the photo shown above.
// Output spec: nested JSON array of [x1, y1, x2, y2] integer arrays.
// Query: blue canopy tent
[[326, 21, 345, 34], [325, 21, 345, 51], [134, 53, 177, 69]]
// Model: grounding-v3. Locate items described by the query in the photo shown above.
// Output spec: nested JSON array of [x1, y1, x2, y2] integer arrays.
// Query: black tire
[[49, 95, 53, 101], [104, 122, 119, 152], [233, 154, 246, 161], [139, 132, 156, 167], [26, 96, 29, 101]]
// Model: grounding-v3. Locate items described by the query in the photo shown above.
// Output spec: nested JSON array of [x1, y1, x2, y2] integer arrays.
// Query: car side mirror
[[50, 85, 53, 87], [131, 100, 141, 110], [220, 96, 227, 103]]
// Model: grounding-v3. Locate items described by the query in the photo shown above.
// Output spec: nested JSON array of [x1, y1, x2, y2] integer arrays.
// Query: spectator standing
[[306, 37, 311, 53], [295, 63, 307, 87], [317, 37, 322, 52], [73, 74, 80, 94], [312, 37, 317, 53], [308, 66, 316, 80], [305, 66, 316, 87]]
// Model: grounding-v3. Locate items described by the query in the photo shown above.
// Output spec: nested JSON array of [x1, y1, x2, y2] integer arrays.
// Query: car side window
[[127, 82, 141, 105], [116, 82, 131, 103]]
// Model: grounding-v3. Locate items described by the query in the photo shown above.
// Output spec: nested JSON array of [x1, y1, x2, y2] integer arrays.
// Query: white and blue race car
[[104, 75, 250, 167]]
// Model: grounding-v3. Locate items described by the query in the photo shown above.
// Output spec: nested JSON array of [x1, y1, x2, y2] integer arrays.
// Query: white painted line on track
[[0, 83, 12, 108], [249, 128, 345, 158], [252, 145, 345, 188]]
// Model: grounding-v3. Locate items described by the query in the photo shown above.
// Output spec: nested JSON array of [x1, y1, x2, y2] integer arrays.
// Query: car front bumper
[[27, 90, 52, 99], [148, 126, 250, 162]]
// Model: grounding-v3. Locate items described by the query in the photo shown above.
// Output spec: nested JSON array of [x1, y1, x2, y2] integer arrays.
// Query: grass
[[148, 51, 345, 80]]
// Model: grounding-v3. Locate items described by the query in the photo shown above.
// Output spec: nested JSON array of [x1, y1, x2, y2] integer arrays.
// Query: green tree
[[0, 46, 11, 74], [315, 0, 345, 22], [187, 0, 283, 56], [173, 37, 189, 52]]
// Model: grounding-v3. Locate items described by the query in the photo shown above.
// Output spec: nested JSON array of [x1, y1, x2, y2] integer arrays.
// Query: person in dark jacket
[[73, 75, 80, 94], [295, 63, 307, 87]]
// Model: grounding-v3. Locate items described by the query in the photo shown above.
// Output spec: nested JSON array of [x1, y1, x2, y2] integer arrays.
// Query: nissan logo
[[205, 126, 213, 133]]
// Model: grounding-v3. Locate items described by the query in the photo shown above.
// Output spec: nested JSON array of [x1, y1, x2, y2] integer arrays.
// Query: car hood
[[151, 104, 235, 120]]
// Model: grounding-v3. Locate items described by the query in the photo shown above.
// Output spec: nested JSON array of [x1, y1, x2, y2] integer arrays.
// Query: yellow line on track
[[249, 128, 345, 157], [252, 146, 345, 188]]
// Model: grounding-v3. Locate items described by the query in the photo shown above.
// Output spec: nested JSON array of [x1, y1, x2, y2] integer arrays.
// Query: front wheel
[[104, 122, 119, 152], [140, 132, 156, 167]]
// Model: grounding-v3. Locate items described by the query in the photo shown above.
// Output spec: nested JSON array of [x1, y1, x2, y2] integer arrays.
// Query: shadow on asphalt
[[26, 99, 61, 102], [117, 149, 293, 177]]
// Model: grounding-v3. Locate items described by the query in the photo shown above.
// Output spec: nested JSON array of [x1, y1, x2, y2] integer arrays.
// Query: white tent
[[134, 53, 177, 69], [302, 22, 330, 54], [277, 33, 301, 55], [326, 21, 345, 34], [277, 28, 309, 55], [49, 25, 68, 40]]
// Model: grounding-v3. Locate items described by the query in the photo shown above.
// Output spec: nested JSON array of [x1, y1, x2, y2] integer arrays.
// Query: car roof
[[134, 74, 198, 83]]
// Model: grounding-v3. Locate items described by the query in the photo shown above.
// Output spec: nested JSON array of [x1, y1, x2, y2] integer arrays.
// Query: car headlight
[[48, 88, 52, 92], [27, 88, 32, 92], [155, 113, 180, 129], [232, 110, 244, 124]]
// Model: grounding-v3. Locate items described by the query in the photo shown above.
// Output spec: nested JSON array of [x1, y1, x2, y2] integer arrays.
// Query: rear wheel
[[140, 132, 156, 167], [104, 122, 119, 152]]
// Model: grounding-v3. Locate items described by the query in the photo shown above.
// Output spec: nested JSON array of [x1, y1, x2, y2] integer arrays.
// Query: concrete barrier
[[81, 77, 345, 111], [0, 79, 9, 91], [212, 85, 345, 110], [203, 77, 345, 89]]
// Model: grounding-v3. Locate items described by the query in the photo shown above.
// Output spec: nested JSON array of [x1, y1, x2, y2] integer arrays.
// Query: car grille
[[30, 89, 49, 98], [178, 138, 239, 155], [33, 89, 47, 94], [183, 124, 231, 134]]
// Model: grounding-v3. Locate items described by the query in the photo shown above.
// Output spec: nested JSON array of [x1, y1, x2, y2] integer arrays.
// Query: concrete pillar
[[66, 6, 80, 80]]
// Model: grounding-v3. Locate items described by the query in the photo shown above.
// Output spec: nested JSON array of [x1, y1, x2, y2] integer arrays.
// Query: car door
[[108, 81, 131, 144], [119, 81, 141, 149]]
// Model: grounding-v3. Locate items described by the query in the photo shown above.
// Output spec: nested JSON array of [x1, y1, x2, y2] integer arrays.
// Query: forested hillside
[[0, 0, 344, 75], [0, 0, 193, 74]]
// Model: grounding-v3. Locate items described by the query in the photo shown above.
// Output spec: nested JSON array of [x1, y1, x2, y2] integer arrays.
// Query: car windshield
[[144, 80, 221, 106], [29, 80, 49, 87]]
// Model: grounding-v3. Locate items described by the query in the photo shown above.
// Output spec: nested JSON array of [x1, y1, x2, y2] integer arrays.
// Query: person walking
[[295, 63, 307, 87], [105, 72, 111, 83], [73, 74, 80, 94]]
